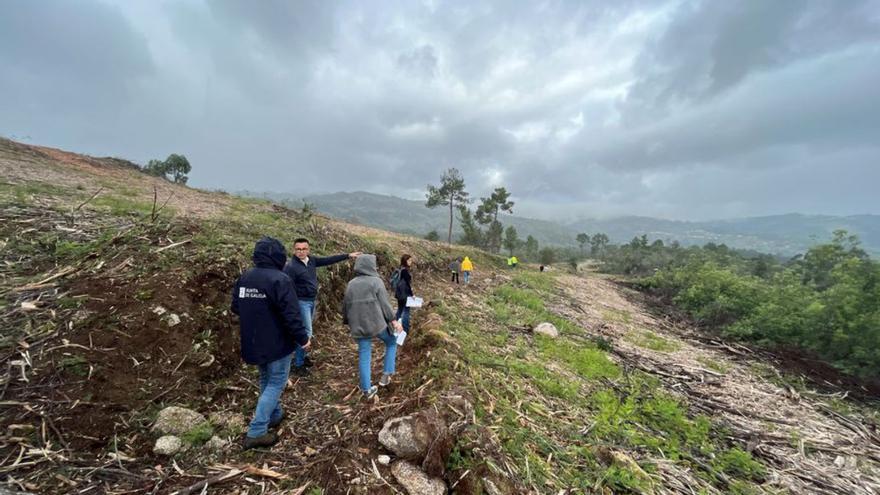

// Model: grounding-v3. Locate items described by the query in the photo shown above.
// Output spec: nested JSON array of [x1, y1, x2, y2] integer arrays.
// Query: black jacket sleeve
[[269, 277, 309, 346], [315, 253, 350, 267], [231, 279, 241, 315]]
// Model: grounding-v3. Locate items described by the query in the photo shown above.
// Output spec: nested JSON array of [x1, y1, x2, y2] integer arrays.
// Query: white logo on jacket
[[239, 287, 267, 299]]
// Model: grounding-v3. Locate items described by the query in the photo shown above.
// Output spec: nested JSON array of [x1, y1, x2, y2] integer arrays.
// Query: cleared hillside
[[2, 139, 879, 494]]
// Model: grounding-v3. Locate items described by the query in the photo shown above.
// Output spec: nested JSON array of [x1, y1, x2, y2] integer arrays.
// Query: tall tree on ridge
[[475, 187, 514, 253], [576, 232, 589, 257], [426, 168, 470, 244]]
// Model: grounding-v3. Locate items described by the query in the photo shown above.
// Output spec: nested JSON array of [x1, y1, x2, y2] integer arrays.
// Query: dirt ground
[[552, 273, 880, 495]]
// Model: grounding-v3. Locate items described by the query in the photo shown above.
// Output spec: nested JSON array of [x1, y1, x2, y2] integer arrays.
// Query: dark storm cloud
[[0, 0, 153, 143], [0, 0, 878, 220], [623, 0, 880, 121]]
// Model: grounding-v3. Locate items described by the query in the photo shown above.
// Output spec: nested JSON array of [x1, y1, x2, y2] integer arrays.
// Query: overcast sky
[[2, 1, 879, 221]]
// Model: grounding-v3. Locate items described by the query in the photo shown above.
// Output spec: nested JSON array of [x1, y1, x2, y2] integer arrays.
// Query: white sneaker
[[379, 373, 392, 387], [365, 385, 378, 399]]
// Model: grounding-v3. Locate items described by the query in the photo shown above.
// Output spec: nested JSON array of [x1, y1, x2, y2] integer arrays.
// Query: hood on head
[[353, 254, 380, 277], [253, 236, 287, 270]]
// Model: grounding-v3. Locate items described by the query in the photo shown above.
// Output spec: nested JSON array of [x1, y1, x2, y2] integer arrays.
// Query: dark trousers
[[451, 271, 459, 283]]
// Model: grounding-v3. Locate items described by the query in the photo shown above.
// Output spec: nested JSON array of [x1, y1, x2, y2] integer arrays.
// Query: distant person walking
[[461, 256, 473, 284], [449, 257, 461, 284], [283, 237, 360, 376], [231, 237, 310, 450], [508, 256, 519, 268], [394, 254, 415, 332], [342, 254, 402, 398]]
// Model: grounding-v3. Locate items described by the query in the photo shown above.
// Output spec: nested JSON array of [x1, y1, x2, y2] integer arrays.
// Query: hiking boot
[[243, 432, 278, 450], [379, 373, 392, 387], [364, 385, 378, 399], [268, 411, 286, 429], [292, 365, 310, 378], [303, 356, 314, 368]]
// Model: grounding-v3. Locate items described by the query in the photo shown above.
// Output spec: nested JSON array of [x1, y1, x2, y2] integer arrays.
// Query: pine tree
[[426, 168, 470, 244]]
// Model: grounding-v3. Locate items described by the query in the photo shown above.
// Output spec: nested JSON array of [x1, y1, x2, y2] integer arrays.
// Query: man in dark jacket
[[232, 237, 310, 449], [283, 237, 360, 375]]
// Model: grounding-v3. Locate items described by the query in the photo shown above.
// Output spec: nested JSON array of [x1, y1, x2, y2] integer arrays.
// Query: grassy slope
[[5, 139, 875, 494]]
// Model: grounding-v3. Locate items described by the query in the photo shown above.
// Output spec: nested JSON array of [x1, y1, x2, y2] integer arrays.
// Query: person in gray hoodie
[[342, 254, 403, 398]]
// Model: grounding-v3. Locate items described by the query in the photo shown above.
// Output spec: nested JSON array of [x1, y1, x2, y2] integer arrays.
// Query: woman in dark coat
[[395, 254, 415, 333]]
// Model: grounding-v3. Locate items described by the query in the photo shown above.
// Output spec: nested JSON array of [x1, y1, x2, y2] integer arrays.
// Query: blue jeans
[[247, 352, 292, 437], [463, 270, 471, 284], [357, 328, 397, 393], [294, 300, 315, 367], [396, 303, 410, 333]]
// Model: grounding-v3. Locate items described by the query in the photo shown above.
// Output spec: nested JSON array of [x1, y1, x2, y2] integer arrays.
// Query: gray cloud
[[0, 0, 153, 144], [0, 0, 878, 221]]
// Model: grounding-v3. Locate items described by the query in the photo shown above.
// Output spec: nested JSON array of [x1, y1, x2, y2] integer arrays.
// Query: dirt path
[[553, 273, 880, 495]]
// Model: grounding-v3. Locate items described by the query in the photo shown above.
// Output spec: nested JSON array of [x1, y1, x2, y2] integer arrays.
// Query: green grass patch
[[92, 194, 156, 216], [625, 329, 680, 352], [509, 359, 580, 400], [601, 308, 632, 324], [57, 355, 89, 376], [494, 285, 545, 312], [181, 422, 214, 446], [512, 270, 556, 292], [537, 336, 620, 380], [1, 181, 73, 203]]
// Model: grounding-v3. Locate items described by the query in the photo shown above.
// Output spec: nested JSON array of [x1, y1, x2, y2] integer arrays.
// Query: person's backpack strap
[[390, 268, 402, 290]]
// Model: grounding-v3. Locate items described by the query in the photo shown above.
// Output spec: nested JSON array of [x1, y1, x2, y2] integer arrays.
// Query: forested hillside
[[247, 191, 880, 256]]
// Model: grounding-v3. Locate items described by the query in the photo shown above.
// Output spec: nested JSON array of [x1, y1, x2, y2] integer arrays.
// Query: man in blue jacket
[[232, 237, 310, 450], [284, 237, 360, 376]]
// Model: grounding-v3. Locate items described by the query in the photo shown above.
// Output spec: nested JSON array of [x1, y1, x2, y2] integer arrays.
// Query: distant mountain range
[[247, 191, 880, 256]]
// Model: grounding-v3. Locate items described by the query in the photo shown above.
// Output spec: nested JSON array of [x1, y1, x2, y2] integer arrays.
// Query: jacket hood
[[353, 254, 380, 277], [252, 236, 287, 270]]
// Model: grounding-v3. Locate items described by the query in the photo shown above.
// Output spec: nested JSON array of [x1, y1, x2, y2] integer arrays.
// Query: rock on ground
[[378, 411, 439, 460], [209, 411, 245, 431], [151, 406, 207, 436], [153, 435, 183, 456], [203, 435, 228, 452], [391, 460, 446, 495], [534, 322, 559, 338]]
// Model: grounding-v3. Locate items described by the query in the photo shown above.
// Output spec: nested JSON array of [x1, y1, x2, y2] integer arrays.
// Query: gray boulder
[[153, 435, 183, 456], [203, 435, 229, 452], [534, 322, 559, 338], [378, 410, 445, 461], [152, 406, 207, 436], [391, 461, 446, 495]]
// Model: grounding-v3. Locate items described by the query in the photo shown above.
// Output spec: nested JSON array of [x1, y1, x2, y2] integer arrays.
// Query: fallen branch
[[13, 266, 78, 292], [155, 239, 191, 253], [170, 468, 243, 495]]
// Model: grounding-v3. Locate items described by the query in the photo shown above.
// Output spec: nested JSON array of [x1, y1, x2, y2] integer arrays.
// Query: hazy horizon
[[2, 1, 879, 221], [246, 188, 880, 224]]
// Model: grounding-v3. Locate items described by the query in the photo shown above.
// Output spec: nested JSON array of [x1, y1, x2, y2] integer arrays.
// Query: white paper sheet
[[396, 330, 407, 346], [406, 296, 423, 308]]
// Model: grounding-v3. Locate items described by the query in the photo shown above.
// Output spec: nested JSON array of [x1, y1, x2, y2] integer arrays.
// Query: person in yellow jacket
[[461, 256, 474, 284]]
